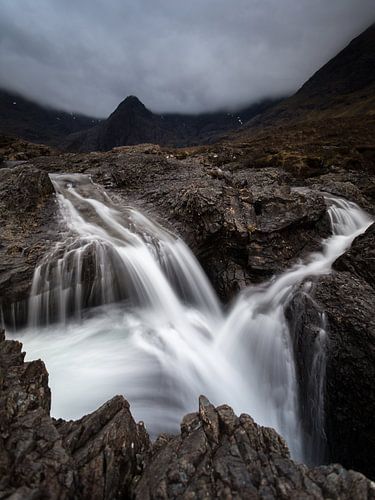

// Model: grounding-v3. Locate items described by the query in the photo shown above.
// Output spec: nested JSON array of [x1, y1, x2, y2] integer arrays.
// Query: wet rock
[[166, 176, 330, 299], [334, 222, 375, 287], [0, 166, 59, 326], [134, 395, 375, 499], [289, 270, 375, 480], [0, 329, 151, 499], [56, 397, 150, 500], [2, 329, 375, 498]]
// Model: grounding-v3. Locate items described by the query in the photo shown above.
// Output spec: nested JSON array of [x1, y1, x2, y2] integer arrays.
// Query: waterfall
[[9, 174, 373, 463]]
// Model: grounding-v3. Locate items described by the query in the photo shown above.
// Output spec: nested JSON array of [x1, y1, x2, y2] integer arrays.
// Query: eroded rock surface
[[1, 332, 374, 499], [288, 224, 375, 479], [135, 396, 375, 499], [0, 164, 60, 327], [0, 329, 150, 499]]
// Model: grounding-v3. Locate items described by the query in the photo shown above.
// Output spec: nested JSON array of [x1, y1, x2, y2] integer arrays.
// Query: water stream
[[8, 173, 373, 464]]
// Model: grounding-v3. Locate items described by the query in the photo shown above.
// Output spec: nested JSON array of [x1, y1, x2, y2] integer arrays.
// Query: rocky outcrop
[[135, 395, 375, 499], [0, 165, 59, 327], [1, 331, 374, 499], [334, 222, 375, 286], [163, 172, 330, 299], [0, 329, 150, 499], [0, 147, 331, 316], [288, 224, 375, 479]]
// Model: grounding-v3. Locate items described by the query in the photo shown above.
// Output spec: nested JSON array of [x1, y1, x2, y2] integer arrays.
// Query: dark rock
[[0, 329, 150, 499], [288, 271, 375, 480], [56, 396, 150, 500], [334, 222, 375, 286], [134, 395, 375, 499], [2, 329, 375, 498], [161, 173, 330, 299], [0, 166, 59, 327]]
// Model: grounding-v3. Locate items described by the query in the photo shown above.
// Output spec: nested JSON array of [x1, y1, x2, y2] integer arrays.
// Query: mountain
[[0, 89, 101, 146], [243, 23, 375, 128], [63, 96, 280, 152]]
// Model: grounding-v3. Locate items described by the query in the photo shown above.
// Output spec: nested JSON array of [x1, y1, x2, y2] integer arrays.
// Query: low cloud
[[0, 0, 374, 117]]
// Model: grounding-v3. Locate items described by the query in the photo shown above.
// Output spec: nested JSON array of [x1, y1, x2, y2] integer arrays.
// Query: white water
[[9, 174, 373, 463]]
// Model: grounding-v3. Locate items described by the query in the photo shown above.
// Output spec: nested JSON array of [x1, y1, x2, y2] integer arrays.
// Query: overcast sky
[[0, 0, 374, 118]]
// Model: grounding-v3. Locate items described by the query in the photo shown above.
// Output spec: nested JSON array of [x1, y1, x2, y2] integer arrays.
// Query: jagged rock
[[134, 396, 375, 499], [0, 330, 150, 499], [2, 329, 375, 498]]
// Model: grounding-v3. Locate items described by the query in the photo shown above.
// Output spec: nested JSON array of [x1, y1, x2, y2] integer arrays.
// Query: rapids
[[8, 174, 373, 464]]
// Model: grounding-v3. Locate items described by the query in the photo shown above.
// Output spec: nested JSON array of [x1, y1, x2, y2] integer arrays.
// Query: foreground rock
[[0, 330, 150, 498], [135, 396, 374, 499], [1, 330, 374, 499]]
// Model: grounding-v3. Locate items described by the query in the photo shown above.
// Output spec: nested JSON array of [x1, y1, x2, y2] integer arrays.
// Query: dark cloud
[[0, 0, 374, 117]]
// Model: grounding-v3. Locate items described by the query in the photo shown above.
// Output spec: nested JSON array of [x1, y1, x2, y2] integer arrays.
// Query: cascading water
[[8, 174, 373, 464]]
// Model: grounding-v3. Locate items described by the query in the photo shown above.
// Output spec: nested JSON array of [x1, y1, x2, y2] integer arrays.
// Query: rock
[[0, 150, 332, 313], [334, 222, 375, 286], [134, 396, 375, 499], [56, 397, 150, 500], [0, 329, 151, 499], [2, 330, 375, 498], [164, 172, 330, 299], [288, 270, 375, 480], [0, 166, 59, 327]]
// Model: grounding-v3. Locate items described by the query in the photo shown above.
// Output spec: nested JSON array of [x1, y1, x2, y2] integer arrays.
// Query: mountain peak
[[117, 95, 147, 110]]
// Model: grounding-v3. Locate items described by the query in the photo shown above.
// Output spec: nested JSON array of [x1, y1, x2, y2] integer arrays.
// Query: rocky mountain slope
[[239, 23, 375, 129], [0, 89, 100, 146], [63, 95, 279, 152], [0, 88, 279, 152]]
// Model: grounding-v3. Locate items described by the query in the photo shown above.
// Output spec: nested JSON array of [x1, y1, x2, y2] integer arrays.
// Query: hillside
[[242, 23, 375, 128], [0, 89, 101, 146], [63, 96, 279, 152]]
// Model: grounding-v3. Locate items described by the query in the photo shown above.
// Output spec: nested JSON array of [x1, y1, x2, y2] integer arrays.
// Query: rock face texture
[[1, 331, 374, 499], [288, 223, 375, 479], [0, 329, 150, 499], [0, 146, 332, 322], [0, 164, 59, 327], [135, 396, 375, 499]]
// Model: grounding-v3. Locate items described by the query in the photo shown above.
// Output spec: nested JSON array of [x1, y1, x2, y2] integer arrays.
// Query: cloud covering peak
[[0, 0, 374, 117]]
